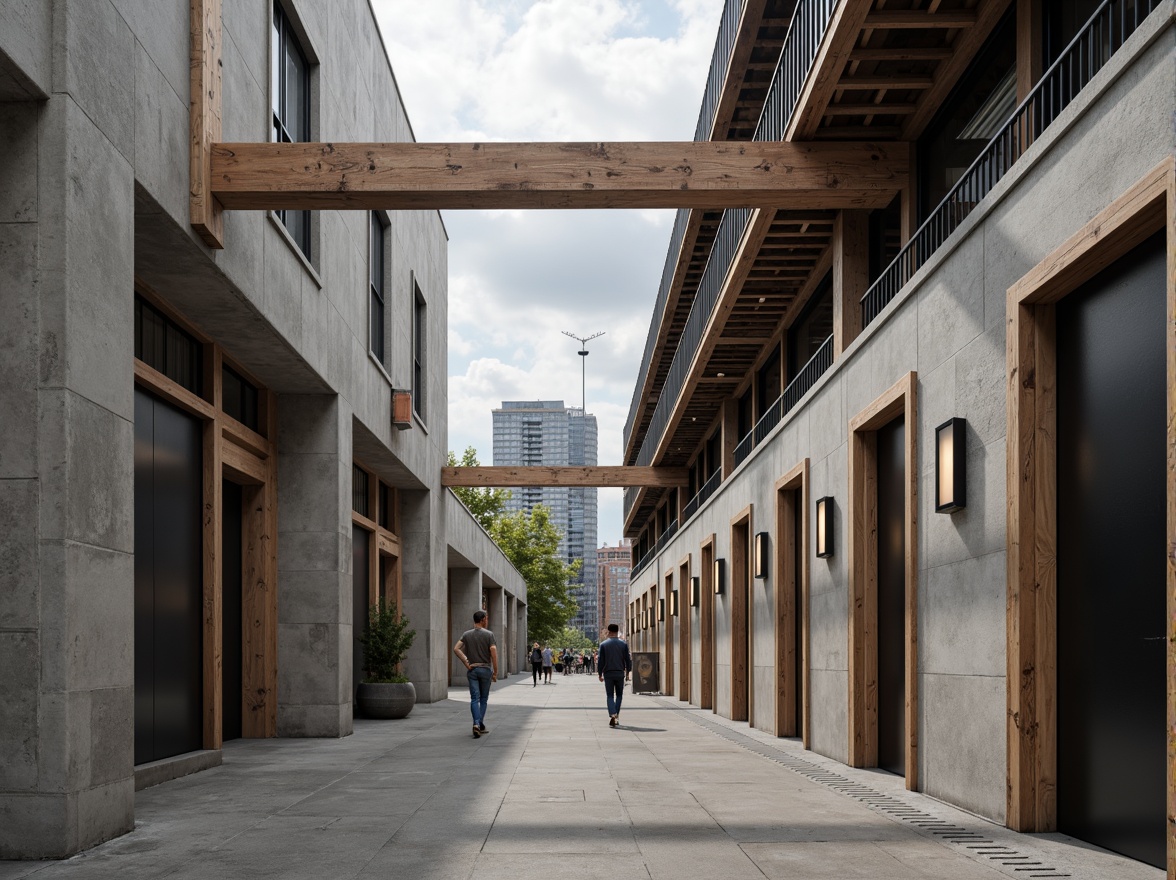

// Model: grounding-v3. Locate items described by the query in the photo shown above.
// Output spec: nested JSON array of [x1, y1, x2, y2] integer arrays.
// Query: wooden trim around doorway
[[847, 371, 918, 789], [1004, 158, 1174, 863], [679, 554, 692, 703], [701, 534, 716, 711]]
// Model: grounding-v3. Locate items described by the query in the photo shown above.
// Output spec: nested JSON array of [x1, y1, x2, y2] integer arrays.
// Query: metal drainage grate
[[672, 706, 1072, 879]]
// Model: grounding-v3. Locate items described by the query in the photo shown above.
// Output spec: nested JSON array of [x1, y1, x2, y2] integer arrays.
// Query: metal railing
[[629, 0, 840, 469], [625, 0, 747, 449], [733, 334, 834, 468], [631, 518, 680, 579], [862, 0, 1161, 326], [682, 469, 724, 523]]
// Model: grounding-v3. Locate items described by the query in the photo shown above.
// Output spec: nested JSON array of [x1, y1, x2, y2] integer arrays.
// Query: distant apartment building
[[493, 401, 599, 635], [597, 540, 632, 637]]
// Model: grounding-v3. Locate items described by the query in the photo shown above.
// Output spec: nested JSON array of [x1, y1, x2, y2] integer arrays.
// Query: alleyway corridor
[[0, 675, 1161, 880]]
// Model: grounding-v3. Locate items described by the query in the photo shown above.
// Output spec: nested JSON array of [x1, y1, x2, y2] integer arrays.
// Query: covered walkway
[[0, 676, 1159, 880]]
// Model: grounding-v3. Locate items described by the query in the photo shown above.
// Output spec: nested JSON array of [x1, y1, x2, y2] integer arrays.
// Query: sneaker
[[478, 724, 489, 735], [472, 725, 481, 738], [609, 715, 617, 728]]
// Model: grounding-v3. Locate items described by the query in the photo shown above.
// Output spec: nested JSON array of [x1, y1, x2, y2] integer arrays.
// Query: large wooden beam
[[442, 466, 688, 488], [209, 141, 908, 211], [190, 0, 224, 248]]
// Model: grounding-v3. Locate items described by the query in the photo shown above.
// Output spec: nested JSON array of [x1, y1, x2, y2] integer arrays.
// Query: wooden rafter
[[208, 141, 908, 212], [442, 466, 689, 488]]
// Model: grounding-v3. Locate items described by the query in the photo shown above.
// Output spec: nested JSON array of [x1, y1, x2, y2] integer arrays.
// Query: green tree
[[446, 447, 510, 531], [490, 505, 580, 645], [555, 626, 597, 652]]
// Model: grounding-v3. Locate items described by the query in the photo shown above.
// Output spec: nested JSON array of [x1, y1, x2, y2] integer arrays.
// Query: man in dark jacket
[[597, 624, 631, 728]]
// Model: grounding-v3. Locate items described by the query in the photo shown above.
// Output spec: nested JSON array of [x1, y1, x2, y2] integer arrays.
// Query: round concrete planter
[[356, 681, 416, 719]]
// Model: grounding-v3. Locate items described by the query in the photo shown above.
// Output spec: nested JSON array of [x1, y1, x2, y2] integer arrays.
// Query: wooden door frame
[[775, 460, 810, 743], [132, 282, 279, 748], [701, 534, 716, 710], [847, 371, 919, 789], [731, 506, 753, 723], [678, 554, 692, 702], [1005, 159, 1174, 874], [664, 570, 674, 695]]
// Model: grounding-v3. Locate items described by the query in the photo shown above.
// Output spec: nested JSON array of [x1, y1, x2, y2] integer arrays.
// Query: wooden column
[[833, 210, 869, 357], [201, 417, 223, 750], [721, 399, 738, 478], [1016, 0, 1043, 103], [189, 0, 224, 247]]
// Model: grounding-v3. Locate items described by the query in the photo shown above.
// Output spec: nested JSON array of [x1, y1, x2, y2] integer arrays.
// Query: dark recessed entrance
[[352, 525, 370, 705], [876, 416, 906, 777], [222, 480, 243, 742], [134, 389, 204, 765], [1055, 230, 1166, 869]]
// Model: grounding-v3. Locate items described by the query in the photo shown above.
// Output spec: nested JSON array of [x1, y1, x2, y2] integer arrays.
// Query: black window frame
[[369, 212, 388, 365], [412, 285, 426, 420], [134, 295, 203, 396], [272, 3, 312, 259]]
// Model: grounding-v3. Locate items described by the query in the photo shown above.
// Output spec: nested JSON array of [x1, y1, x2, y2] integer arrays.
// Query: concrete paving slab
[[0, 675, 1162, 880]]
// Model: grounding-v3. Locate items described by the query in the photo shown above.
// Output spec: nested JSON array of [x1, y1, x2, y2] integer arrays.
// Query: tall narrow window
[[272, 4, 311, 259], [369, 212, 387, 364], [412, 286, 426, 419]]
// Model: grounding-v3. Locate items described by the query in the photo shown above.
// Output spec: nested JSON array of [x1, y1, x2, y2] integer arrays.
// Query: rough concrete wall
[[445, 491, 527, 604], [0, 69, 136, 860], [448, 568, 481, 687], [0, 0, 51, 99], [635, 12, 1175, 824]]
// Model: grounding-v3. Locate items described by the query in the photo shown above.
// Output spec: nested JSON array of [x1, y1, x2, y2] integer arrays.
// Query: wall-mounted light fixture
[[670, 589, 679, 617], [713, 558, 725, 594], [935, 417, 967, 513], [690, 576, 700, 607], [657, 598, 665, 622], [754, 531, 770, 579], [815, 496, 835, 558]]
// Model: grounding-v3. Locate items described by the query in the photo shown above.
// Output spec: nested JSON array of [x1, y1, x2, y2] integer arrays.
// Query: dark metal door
[[352, 526, 370, 702], [876, 417, 906, 776], [793, 489, 803, 735], [133, 389, 203, 764], [222, 480, 243, 742], [1056, 230, 1165, 869]]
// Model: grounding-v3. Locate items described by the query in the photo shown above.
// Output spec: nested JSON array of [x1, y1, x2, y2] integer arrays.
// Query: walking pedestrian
[[530, 642, 543, 687], [453, 610, 498, 738], [597, 623, 631, 728], [541, 644, 554, 683]]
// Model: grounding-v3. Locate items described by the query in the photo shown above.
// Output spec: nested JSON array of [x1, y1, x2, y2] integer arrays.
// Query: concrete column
[[484, 586, 506, 676], [402, 488, 448, 701], [0, 96, 136, 858], [448, 567, 481, 686], [277, 394, 352, 738], [517, 601, 528, 671], [505, 595, 517, 675]]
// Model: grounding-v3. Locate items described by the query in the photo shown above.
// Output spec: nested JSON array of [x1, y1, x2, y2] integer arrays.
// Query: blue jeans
[[603, 672, 625, 717], [467, 666, 492, 726]]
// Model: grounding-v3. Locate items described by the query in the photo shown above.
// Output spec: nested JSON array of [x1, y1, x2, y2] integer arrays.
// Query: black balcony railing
[[862, 0, 1161, 326], [629, 0, 839, 469], [733, 334, 834, 468], [631, 518, 681, 579], [625, 0, 747, 450], [682, 469, 724, 523]]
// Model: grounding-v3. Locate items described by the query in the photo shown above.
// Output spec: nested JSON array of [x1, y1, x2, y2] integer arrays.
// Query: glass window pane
[[271, 13, 281, 124]]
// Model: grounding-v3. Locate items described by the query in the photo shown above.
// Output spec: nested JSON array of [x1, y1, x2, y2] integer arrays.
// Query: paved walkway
[[1, 674, 1162, 880]]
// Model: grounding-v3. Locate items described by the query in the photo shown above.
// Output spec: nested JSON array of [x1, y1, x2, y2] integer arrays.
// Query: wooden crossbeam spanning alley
[[208, 141, 908, 213], [442, 466, 688, 488]]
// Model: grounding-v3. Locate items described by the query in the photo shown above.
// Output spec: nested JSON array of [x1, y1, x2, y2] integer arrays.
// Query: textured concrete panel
[[0, 104, 38, 222], [916, 234, 984, 376], [808, 667, 848, 763], [0, 479, 38, 629], [88, 686, 134, 788], [921, 551, 1006, 678], [0, 792, 75, 859], [921, 673, 1005, 821], [132, 42, 187, 223], [0, 631, 39, 789], [0, 221, 40, 478]]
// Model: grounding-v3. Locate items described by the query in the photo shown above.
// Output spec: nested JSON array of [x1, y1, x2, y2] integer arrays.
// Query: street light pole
[[561, 329, 605, 413]]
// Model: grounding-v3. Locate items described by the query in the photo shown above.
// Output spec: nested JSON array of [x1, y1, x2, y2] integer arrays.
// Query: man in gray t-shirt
[[453, 610, 498, 738]]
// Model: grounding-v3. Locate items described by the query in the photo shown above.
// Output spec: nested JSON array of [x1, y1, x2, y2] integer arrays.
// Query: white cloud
[[372, 0, 724, 543]]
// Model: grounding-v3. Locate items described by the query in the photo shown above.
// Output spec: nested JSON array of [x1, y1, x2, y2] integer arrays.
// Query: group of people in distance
[[453, 614, 632, 738]]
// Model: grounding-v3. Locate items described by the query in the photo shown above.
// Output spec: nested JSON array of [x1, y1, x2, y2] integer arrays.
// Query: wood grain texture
[[664, 571, 675, 695], [209, 141, 908, 211], [1005, 159, 1173, 841], [1016, 0, 1043, 103], [679, 556, 692, 703], [788, 0, 876, 139], [189, 0, 223, 247], [775, 461, 809, 741], [442, 466, 688, 487], [833, 209, 869, 357], [201, 417, 222, 750], [701, 536, 716, 711]]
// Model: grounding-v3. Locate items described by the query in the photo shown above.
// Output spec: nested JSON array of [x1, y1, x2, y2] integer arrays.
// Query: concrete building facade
[[0, 0, 524, 859], [493, 401, 599, 636], [623, 0, 1175, 874]]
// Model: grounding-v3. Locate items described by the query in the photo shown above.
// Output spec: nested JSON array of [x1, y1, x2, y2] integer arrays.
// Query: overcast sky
[[371, 0, 725, 545]]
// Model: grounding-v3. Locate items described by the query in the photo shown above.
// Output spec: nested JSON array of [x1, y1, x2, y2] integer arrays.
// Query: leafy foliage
[[554, 626, 597, 652], [361, 600, 416, 683], [446, 447, 510, 531], [489, 505, 580, 646]]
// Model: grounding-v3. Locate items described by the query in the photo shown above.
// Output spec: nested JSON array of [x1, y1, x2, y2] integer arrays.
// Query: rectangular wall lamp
[[690, 576, 700, 607], [713, 558, 725, 594], [657, 598, 665, 622], [753, 531, 770, 579], [815, 496, 835, 558], [670, 589, 679, 616], [935, 417, 967, 513]]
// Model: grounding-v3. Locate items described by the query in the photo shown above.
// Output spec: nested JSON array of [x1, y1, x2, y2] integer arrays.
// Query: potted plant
[[356, 600, 417, 719]]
